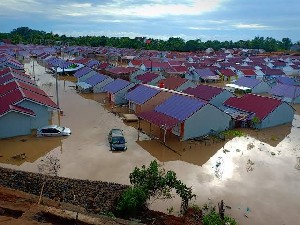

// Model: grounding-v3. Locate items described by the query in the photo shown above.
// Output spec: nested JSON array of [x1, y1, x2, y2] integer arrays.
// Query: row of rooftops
[[0, 60, 58, 117]]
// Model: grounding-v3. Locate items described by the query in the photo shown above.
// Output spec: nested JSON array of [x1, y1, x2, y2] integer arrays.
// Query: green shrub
[[116, 187, 148, 217], [202, 210, 237, 225]]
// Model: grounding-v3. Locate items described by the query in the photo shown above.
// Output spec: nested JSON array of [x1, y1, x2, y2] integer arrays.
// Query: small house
[[159, 77, 196, 92], [270, 83, 300, 104], [73, 66, 97, 82], [184, 84, 234, 107], [102, 78, 135, 105], [138, 94, 232, 141], [125, 84, 173, 113], [223, 94, 295, 129], [233, 77, 271, 93]]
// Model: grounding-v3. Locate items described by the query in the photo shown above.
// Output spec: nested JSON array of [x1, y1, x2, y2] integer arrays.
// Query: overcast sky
[[0, 0, 299, 42]]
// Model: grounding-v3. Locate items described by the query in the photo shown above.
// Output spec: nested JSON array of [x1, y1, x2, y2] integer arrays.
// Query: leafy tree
[[117, 160, 195, 217], [1, 26, 296, 52]]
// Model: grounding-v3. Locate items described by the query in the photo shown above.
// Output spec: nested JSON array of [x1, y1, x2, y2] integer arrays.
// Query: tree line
[[0, 27, 298, 52]]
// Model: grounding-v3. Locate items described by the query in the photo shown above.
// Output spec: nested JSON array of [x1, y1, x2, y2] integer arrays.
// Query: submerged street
[[0, 60, 300, 225]]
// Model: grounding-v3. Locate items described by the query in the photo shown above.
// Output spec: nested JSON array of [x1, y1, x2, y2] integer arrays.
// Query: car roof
[[40, 125, 60, 129], [110, 129, 124, 136]]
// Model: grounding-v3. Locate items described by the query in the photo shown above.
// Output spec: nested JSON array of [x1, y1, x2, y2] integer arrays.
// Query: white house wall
[[210, 91, 234, 107], [177, 81, 197, 92], [18, 101, 52, 129], [78, 70, 97, 82], [260, 103, 295, 129], [0, 112, 33, 138], [93, 78, 114, 93], [182, 104, 231, 140], [252, 82, 271, 93], [114, 84, 135, 105]]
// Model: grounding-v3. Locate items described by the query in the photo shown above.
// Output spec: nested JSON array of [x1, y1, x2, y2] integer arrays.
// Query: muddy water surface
[[0, 60, 300, 225]]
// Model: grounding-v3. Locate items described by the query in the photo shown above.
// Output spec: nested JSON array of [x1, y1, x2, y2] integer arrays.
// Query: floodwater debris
[[246, 159, 255, 172], [223, 148, 230, 154], [295, 157, 300, 170], [247, 143, 255, 150]]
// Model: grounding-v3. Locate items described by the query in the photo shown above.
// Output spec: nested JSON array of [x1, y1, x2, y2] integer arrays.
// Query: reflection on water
[[0, 61, 299, 225], [240, 123, 292, 147]]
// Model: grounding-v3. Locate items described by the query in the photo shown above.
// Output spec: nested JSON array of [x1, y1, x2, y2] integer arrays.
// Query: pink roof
[[224, 94, 282, 120], [160, 77, 187, 90]]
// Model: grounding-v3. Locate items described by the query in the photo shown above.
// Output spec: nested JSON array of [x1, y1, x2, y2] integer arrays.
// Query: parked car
[[37, 125, 71, 137], [108, 129, 127, 151]]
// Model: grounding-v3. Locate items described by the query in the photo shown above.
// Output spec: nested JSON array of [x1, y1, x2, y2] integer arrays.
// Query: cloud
[[0, 0, 228, 18], [234, 23, 271, 30]]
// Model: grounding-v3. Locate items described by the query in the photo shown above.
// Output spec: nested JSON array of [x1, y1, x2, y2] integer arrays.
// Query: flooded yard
[[1, 60, 300, 225]]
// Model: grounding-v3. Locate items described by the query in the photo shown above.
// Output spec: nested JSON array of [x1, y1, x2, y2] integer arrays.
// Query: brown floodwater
[[0, 60, 300, 225]]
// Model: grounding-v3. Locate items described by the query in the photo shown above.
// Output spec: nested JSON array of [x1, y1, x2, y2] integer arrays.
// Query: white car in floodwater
[[37, 125, 71, 137]]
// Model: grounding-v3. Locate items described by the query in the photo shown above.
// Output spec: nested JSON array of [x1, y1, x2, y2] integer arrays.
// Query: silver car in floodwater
[[37, 125, 71, 137]]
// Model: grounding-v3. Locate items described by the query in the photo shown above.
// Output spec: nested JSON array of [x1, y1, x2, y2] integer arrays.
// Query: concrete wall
[[183, 104, 231, 140], [260, 103, 295, 129], [0, 112, 33, 138]]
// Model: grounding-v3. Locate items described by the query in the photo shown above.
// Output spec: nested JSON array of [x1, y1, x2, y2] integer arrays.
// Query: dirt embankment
[[0, 168, 203, 225], [0, 185, 142, 225], [0, 167, 128, 214]]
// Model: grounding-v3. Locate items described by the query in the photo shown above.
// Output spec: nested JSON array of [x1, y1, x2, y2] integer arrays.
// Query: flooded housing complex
[[0, 43, 300, 225]]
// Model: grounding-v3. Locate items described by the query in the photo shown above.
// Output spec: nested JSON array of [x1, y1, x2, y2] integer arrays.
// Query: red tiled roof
[[160, 77, 187, 90], [0, 88, 58, 116], [218, 69, 237, 77], [0, 67, 10, 76], [136, 72, 160, 83], [106, 67, 137, 75], [172, 65, 188, 73], [240, 69, 257, 76], [224, 94, 282, 120], [95, 62, 110, 70], [9, 105, 35, 116], [184, 84, 223, 101], [0, 73, 36, 86], [0, 80, 47, 97], [138, 110, 179, 129], [21, 88, 58, 109]]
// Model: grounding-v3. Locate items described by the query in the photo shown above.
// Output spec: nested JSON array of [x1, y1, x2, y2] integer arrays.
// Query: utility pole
[[55, 66, 61, 125], [32, 59, 36, 81]]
